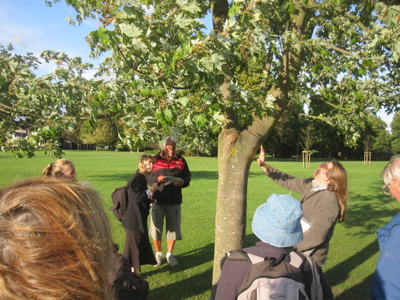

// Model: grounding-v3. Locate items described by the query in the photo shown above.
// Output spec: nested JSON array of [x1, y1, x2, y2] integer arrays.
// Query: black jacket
[[151, 153, 191, 205], [122, 172, 151, 232]]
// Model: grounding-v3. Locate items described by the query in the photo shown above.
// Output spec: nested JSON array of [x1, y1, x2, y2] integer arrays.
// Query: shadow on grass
[[142, 243, 214, 300], [325, 240, 378, 299], [86, 170, 219, 183], [343, 192, 396, 235], [337, 273, 375, 300]]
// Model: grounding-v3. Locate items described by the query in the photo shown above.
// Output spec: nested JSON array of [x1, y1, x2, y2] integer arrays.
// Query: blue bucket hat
[[252, 194, 303, 247]]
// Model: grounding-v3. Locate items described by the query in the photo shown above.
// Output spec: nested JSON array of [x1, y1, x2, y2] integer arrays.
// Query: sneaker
[[167, 254, 179, 267], [154, 253, 163, 267]]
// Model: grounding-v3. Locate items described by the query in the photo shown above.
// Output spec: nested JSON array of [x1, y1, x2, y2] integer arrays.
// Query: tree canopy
[[1, 1, 398, 157]]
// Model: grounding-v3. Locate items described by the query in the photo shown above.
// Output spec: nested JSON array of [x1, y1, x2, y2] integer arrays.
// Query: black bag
[[108, 244, 149, 300], [111, 185, 129, 221]]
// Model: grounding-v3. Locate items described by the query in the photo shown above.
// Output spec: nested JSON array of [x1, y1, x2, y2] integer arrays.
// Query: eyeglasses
[[382, 182, 393, 196]]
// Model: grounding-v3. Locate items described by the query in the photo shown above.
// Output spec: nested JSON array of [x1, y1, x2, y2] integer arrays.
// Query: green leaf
[[193, 114, 208, 127]]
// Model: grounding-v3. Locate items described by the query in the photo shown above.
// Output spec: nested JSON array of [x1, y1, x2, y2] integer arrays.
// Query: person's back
[[215, 194, 333, 300]]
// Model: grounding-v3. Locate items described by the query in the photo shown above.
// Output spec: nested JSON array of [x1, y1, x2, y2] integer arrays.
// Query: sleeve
[[180, 157, 191, 188], [147, 172, 158, 185], [265, 165, 312, 194], [215, 257, 248, 300]]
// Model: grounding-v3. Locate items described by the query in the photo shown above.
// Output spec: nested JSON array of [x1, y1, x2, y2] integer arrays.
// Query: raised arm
[[257, 145, 268, 173]]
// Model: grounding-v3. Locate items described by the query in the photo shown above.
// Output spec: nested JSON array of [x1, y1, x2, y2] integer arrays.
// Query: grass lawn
[[1, 150, 398, 299]]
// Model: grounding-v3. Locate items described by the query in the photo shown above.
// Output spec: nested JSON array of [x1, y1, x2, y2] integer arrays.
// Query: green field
[[1, 150, 398, 299]]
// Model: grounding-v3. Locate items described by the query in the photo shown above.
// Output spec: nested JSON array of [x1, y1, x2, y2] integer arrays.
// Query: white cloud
[[0, 20, 38, 51], [8, 34, 35, 49]]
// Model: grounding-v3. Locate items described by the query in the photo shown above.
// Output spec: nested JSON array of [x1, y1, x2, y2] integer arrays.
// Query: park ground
[[1, 150, 398, 299]]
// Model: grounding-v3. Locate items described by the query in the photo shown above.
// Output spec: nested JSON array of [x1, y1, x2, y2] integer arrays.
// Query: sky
[[1, 0, 103, 77], [1, 0, 394, 129]]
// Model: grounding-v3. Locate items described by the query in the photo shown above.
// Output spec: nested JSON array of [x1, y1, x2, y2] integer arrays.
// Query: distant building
[[13, 129, 29, 138]]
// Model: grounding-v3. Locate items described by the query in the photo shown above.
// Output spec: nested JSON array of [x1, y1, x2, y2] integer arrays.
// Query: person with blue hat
[[215, 194, 333, 300]]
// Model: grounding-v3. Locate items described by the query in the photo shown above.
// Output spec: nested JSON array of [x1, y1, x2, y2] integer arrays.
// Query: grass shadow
[[343, 190, 397, 236], [86, 170, 219, 183], [337, 273, 374, 300], [142, 243, 214, 300], [325, 240, 378, 299]]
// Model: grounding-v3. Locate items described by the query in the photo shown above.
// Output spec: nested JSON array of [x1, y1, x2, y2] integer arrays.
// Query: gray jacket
[[265, 165, 340, 266]]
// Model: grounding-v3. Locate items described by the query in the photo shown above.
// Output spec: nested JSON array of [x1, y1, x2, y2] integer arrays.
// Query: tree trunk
[[211, 115, 281, 296], [212, 131, 251, 286]]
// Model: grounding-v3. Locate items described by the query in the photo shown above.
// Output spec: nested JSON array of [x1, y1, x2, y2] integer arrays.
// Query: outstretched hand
[[257, 146, 266, 167]]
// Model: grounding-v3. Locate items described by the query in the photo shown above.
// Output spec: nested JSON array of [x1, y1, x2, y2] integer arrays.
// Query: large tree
[[2, 0, 400, 293]]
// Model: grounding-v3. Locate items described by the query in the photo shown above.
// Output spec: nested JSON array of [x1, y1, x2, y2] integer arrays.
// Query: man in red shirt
[[150, 136, 191, 267]]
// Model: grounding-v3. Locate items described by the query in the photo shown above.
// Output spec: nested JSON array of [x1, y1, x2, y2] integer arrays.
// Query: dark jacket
[[215, 242, 333, 300], [122, 172, 151, 232], [151, 153, 191, 205]]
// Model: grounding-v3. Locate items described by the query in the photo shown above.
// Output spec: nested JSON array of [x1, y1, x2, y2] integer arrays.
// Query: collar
[[311, 179, 328, 191], [160, 151, 177, 160]]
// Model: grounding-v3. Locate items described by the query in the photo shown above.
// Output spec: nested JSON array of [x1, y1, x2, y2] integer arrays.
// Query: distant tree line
[[61, 110, 398, 161]]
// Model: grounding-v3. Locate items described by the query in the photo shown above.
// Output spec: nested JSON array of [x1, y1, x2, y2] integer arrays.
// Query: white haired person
[[215, 194, 333, 300], [371, 154, 400, 299]]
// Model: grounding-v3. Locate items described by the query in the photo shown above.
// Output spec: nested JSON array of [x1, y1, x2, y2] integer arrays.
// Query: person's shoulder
[[393, 212, 400, 221], [316, 191, 339, 207], [154, 153, 166, 162], [313, 188, 336, 198], [242, 242, 284, 256], [130, 172, 145, 182], [384, 212, 400, 228], [132, 171, 143, 177], [304, 177, 314, 184], [172, 154, 187, 163]]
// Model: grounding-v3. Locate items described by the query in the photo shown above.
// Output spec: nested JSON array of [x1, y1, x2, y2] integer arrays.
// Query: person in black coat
[[122, 154, 159, 272]]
